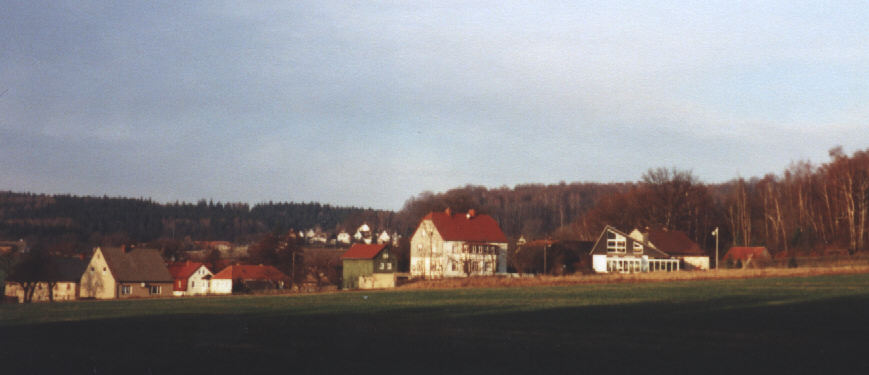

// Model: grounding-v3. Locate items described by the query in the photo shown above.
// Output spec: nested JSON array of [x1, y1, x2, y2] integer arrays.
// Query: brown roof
[[423, 210, 507, 243], [212, 264, 289, 282], [341, 243, 387, 259], [100, 247, 173, 283], [646, 229, 706, 256]]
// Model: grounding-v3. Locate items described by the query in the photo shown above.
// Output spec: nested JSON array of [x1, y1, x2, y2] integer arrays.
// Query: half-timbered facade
[[410, 209, 508, 279], [341, 243, 395, 289]]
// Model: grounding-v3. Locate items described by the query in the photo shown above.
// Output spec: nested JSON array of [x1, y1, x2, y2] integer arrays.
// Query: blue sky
[[2, 1, 868, 210]]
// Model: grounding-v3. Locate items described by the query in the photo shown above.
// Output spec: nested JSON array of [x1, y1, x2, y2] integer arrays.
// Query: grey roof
[[100, 247, 173, 283]]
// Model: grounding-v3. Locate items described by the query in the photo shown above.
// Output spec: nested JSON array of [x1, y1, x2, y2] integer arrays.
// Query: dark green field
[[3, 274, 869, 374]]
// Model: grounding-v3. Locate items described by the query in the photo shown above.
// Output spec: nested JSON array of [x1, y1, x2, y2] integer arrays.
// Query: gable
[[590, 226, 670, 258]]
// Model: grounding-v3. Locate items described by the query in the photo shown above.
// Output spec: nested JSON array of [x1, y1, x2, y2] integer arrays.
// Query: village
[[4, 207, 783, 304]]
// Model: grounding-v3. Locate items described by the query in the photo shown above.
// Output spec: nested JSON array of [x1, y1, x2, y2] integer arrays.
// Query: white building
[[410, 209, 508, 279]]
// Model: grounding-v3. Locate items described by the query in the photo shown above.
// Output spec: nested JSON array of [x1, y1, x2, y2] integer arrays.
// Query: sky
[[2, 1, 868, 210]]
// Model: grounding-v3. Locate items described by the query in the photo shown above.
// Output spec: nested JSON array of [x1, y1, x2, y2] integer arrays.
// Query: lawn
[[2, 273, 869, 374]]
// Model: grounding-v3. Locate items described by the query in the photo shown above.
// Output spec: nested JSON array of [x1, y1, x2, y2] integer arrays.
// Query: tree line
[[3, 146, 869, 259]]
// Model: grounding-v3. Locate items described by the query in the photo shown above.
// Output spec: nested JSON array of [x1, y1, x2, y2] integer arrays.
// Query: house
[[722, 246, 771, 267], [79, 247, 173, 299], [341, 243, 395, 289], [410, 208, 508, 279], [211, 264, 289, 293], [337, 231, 352, 245], [354, 224, 373, 244], [4, 256, 87, 303], [167, 261, 213, 296], [377, 230, 391, 244], [589, 226, 680, 273], [631, 228, 710, 270]]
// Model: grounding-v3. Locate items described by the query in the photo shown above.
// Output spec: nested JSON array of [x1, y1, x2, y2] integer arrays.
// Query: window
[[633, 242, 643, 253], [387, 263, 392, 270], [606, 232, 626, 253], [149, 285, 161, 295], [379, 263, 385, 270], [120, 285, 132, 295], [191, 281, 195, 288]]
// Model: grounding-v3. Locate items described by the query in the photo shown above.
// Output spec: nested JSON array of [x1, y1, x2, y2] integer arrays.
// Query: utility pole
[[712, 227, 719, 269]]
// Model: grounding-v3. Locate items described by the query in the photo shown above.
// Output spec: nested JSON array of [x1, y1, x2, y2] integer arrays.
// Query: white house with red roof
[[167, 261, 213, 296], [410, 208, 508, 279]]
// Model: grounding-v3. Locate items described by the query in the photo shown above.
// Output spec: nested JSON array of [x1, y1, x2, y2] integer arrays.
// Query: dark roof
[[723, 247, 771, 261], [341, 243, 388, 259], [212, 265, 289, 282], [423, 210, 508, 243], [589, 226, 670, 258], [646, 229, 706, 256], [100, 247, 173, 283], [7, 256, 87, 282]]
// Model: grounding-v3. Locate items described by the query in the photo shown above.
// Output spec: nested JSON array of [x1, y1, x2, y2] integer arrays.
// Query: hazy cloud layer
[[2, 1, 868, 209]]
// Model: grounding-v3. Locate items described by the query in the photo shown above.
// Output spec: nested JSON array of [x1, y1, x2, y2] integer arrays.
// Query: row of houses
[[4, 247, 290, 303], [407, 209, 718, 277], [5, 208, 770, 302]]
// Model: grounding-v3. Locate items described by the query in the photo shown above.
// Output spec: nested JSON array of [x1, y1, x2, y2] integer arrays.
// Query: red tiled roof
[[423, 210, 507, 243], [167, 261, 207, 280], [341, 243, 387, 259], [723, 247, 771, 261], [212, 264, 289, 282], [647, 229, 706, 256]]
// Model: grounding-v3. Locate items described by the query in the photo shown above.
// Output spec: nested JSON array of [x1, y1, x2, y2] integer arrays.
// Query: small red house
[[167, 261, 213, 296]]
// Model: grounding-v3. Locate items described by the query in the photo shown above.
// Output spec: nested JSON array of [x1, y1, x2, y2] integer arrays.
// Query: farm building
[[167, 261, 213, 296], [589, 226, 680, 273], [211, 264, 289, 293], [410, 208, 508, 279], [79, 247, 173, 299], [341, 243, 395, 289]]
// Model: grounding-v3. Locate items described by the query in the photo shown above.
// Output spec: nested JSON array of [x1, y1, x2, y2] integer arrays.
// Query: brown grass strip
[[398, 265, 869, 290]]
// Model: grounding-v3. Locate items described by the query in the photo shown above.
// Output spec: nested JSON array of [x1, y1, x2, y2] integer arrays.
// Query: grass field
[[3, 273, 869, 374]]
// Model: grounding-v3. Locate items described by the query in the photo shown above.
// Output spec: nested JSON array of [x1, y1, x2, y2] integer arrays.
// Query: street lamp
[[711, 227, 719, 269]]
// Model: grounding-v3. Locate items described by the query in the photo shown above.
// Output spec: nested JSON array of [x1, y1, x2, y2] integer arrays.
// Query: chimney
[[467, 209, 476, 219], [444, 207, 451, 216]]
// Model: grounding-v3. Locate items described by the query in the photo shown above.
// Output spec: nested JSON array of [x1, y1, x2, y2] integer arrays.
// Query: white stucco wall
[[210, 279, 232, 294], [592, 254, 608, 273]]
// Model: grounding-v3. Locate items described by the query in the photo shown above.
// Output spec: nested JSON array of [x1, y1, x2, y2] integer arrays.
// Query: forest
[[2, 146, 869, 259]]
